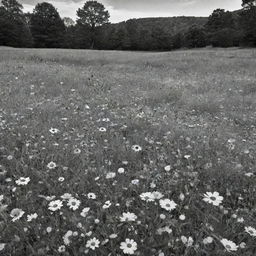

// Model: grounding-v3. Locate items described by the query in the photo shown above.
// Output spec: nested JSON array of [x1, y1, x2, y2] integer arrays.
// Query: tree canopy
[[76, 1, 110, 28], [30, 2, 65, 48]]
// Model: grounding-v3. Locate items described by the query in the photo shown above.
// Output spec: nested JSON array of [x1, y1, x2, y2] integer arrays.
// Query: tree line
[[0, 0, 255, 50]]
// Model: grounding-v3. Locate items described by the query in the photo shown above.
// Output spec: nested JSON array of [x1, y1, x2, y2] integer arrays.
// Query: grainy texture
[[0, 47, 256, 255]]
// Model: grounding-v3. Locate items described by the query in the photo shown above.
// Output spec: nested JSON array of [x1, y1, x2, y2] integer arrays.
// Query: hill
[[96, 16, 208, 50]]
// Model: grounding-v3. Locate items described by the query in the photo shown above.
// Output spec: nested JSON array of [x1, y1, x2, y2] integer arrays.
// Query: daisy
[[27, 213, 38, 222], [63, 230, 73, 245], [118, 167, 125, 174], [86, 237, 100, 250], [58, 245, 66, 253], [99, 127, 106, 132], [203, 192, 223, 206], [140, 192, 155, 202], [153, 191, 164, 200], [164, 165, 171, 171], [15, 177, 30, 186], [61, 193, 73, 200], [67, 198, 81, 211], [120, 239, 137, 255], [49, 128, 59, 134], [220, 238, 238, 252], [58, 177, 65, 182], [10, 208, 25, 222], [157, 226, 172, 235], [179, 214, 186, 221], [181, 236, 194, 247], [106, 172, 116, 179], [0, 243, 6, 251], [48, 200, 63, 211], [131, 145, 142, 152], [103, 201, 111, 209], [87, 193, 96, 199], [81, 207, 90, 217], [131, 179, 139, 185], [203, 236, 214, 245], [74, 148, 81, 154], [245, 226, 256, 237], [120, 212, 137, 222], [109, 234, 118, 239], [159, 199, 177, 212], [47, 161, 57, 170]]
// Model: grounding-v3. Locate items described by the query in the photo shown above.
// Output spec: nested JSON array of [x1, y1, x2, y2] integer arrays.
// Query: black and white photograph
[[0, 0, 256, 255]]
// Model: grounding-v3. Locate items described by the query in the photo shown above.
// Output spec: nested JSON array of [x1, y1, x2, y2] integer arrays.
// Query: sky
[[21, 0, 242, 23]]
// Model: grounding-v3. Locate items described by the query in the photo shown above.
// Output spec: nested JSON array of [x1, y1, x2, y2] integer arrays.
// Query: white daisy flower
[[86, 237, 100, 250], [27, 213, 38, 222], [120, 238, 137, 255], [15, 177, 30, 186], [47, 161, 57, 169], [203, 192, 223, 206], [131, 145, 142, 152], [61, 193, 73, 200], [87, 193, 96, 199], [140, 192, 155, 202], [120, 212, 137, 222], [245, 226, 256, 237], [99, 127, 106, 132], [106, 172, 116, 179], [58, 245, 66, 253], [48, 200, 63, 211], [118, 167, 125, 174], [103, 201, 111, 209], [159, 199, 177, 212], [0, 243, 6, 251], [49, 128, 59, 134], [220, 238, 238, 252], [81, 207, 90, 217], [153, 191, 164, 200], [67, 198, 81, 211], [157, 226, 172, 235], [10, 208, 25, 222], [63, 230, 73, 245], [203, 236, 214, 245], [181, 236, 194, 247]]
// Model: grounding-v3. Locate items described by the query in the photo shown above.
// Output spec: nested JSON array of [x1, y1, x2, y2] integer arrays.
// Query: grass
[[0, 47, 256, 256]]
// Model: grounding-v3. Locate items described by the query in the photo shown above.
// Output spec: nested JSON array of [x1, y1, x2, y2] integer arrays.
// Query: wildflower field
[[0, 47, 256, 256]]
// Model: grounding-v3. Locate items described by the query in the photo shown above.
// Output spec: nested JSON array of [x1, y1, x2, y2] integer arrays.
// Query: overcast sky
[[22, 0, 242, 23]]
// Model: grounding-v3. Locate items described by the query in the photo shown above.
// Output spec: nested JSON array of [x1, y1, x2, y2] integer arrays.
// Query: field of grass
[[0, 47, 256, 256]]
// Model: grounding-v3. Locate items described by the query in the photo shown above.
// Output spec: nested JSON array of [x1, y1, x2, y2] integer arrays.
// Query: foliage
[[0, 0, 33, 47], [30, 2, 65, 48]]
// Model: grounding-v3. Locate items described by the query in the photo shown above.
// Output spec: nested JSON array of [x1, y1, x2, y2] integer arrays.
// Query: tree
[[76, 1, 110, 48], [63, 17, 75, 27], [0, 0, 33, 47], [30, 2, 65, 48], [206, 9, 235, 31], [185, 25, 207, 48], [240, 0, 256, 45], [242, 0, 256, 7]]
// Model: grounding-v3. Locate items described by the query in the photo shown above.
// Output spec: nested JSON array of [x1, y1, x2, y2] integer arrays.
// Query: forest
[[0, 0, 256, 50]]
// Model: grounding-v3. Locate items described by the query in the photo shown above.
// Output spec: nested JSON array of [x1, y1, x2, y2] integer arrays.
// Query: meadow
[[0, 47, 256, 255]]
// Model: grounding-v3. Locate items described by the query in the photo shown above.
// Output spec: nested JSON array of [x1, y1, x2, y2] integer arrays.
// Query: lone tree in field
[[0, 0, 32, 47], [76, 1, 110, 48], [30, 2, 65, 48]]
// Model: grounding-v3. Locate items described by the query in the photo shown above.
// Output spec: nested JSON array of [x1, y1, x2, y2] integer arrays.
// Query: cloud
[[21, 0, 242, 23]]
